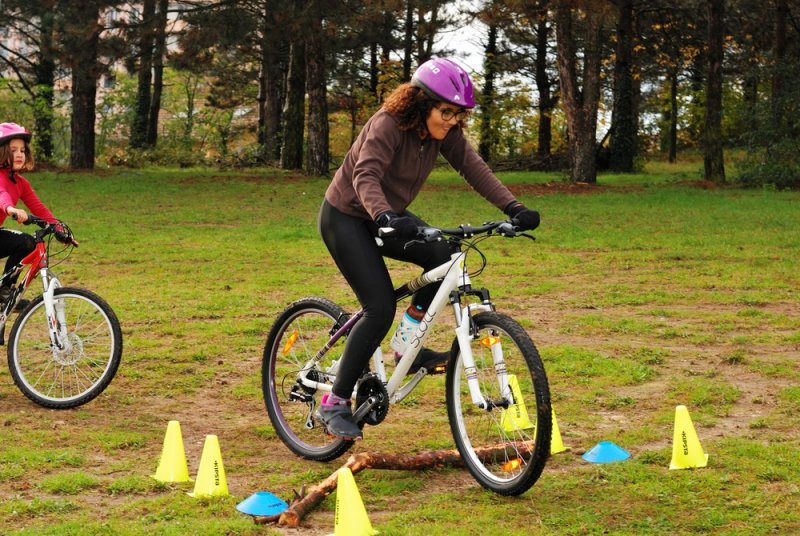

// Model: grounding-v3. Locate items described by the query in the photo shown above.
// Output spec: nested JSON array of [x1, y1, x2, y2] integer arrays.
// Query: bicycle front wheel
[[8, 287, 122, 409], [263, 297, 354, 462], [446, 312, 551, 496]]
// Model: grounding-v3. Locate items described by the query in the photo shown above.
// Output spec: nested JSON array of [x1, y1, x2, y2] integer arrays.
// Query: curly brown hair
[[383, 83, 468, 137], [0, 140, 34, 171], [383, 83, 433, 135]]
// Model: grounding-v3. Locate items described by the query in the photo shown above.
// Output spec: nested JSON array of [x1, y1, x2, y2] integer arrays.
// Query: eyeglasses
[[436, 106, 470, 122]]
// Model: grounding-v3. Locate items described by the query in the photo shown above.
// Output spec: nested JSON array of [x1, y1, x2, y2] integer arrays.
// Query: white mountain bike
[[263, 220, 551, 495]]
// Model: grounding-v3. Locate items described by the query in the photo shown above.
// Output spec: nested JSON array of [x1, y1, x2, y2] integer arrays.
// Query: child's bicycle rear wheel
[[7, 287, 122, 409], [446, 311, 551, 496]]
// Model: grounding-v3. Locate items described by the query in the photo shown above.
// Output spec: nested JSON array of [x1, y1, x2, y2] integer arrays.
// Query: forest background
[[0, 0, 798, 189]]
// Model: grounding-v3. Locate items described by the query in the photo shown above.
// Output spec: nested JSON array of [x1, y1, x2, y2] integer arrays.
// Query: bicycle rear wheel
[[8, 287, 122, 409], [262, 297, 354, 461], [446, 311, 551, 495]]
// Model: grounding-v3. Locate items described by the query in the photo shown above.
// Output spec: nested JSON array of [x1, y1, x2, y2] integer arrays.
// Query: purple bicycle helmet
[[0, 122, 32, 145], [411, 58, 475, 109]]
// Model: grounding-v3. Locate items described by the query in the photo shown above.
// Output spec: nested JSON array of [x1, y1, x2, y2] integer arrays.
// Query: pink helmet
[[411, 58, 476, 109], [0, 122, 32, 145]]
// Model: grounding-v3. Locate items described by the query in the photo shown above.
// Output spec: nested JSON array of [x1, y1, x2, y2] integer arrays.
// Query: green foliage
[[734, 60, 800, 189], [736, 137, 800, 189]]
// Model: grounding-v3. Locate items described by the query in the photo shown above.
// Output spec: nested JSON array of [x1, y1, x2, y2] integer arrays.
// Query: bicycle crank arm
[[353, 393, 385, 422]]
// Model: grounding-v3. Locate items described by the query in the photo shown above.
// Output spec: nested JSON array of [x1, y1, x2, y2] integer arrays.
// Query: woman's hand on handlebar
[[376, 211, 419, 239], [504, 203, 540, 231]]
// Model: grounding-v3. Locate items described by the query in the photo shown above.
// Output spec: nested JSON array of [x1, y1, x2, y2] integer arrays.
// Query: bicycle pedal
[[430, 364, 447, 374]]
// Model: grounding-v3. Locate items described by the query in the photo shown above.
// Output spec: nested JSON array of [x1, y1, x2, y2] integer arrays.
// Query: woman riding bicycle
[[0, 122, 70, 309], [317, 57, 541, 440]]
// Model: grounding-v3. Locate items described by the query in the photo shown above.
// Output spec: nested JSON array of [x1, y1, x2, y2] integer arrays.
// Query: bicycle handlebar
[[12, 212, 79, 247], [421, 220, 520, 239], [380, 219, 533, 245]]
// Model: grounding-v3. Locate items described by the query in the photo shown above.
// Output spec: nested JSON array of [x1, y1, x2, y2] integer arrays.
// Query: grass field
[[0, 161, 798, 535]]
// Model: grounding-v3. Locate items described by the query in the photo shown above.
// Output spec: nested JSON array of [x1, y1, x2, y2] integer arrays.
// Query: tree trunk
[[478, 22, 498, 163], [416, 4, 436, 62], [703, 0, 725, 183], [771, 0, 788, 127], [32, 11, 57, 160], [130, 0, 155, 149], [609, 0, 637, 172], [281, 39, 306, 170], [535, 12, 553, 159], [305, 6, 329, 176], [257, 3, 285, 162], [555, 1, 603, 183], [68, 6, 101, 170], [668, 69, 678, 163], [403, 0, 414, 80], [369, 42, 379, 97], [146, 0, 168, 148]]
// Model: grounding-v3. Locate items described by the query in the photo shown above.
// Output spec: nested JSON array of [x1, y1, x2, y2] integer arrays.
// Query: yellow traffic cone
[[669, 405, 709, 470], [333, 467, 377, 536], [550, 407, 569, 454], [501, 374, 535, 433], [188, 435, 229, 497], [152, 420, 191, 483]]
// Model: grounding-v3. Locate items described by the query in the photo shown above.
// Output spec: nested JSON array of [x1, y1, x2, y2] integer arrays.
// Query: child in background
[[0, 122, 71, 308]]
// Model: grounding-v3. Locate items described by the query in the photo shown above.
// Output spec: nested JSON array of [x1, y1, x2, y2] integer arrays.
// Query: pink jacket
[[0, 168, 57, 225]]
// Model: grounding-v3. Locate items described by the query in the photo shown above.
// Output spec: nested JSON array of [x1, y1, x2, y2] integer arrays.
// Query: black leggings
[[0, 228, 36, 286], [318, 200, 451, 398]]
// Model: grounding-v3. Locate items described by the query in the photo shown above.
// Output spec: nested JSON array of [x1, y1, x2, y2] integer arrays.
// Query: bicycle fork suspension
[[454, 303, 510, 410], [40, 271, 69, 352]]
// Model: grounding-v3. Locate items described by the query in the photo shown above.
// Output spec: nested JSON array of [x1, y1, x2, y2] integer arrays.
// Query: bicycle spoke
[[263, 298, 355, 461], [447, 312, 550, 495], [8, 288, 121, 409]]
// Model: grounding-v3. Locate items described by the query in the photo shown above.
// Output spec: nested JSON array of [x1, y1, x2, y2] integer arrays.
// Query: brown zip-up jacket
[[325, 108, 517, 221]]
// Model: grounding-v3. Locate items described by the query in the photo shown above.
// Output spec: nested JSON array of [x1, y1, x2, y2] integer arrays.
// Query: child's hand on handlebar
[[54, 223, 79, 246], [7, 207, 28, 223]]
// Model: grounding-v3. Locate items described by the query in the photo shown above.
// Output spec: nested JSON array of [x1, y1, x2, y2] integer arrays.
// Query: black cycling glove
[[376, 211, 419, 239], [505, 202, 541, 231]]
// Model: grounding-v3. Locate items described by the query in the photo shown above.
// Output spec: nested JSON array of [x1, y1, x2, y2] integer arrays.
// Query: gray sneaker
[[315, 401, 363, 440]]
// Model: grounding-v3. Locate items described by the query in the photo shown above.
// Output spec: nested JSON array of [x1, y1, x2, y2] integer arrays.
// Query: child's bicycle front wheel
[[7, 287, 122, 409], [446, 311, 551, 496]]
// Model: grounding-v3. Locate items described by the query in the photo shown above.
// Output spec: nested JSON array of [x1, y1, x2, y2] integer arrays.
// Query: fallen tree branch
[[254, 442, 533, 527]]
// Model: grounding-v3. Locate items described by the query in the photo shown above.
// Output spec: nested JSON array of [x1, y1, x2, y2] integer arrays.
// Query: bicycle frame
[[0, 235, 65, 349], [295, 246, 506, 414]]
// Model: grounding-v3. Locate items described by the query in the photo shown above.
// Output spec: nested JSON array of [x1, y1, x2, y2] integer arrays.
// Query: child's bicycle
[[263, 219, 551, 496], [3, 214, 122, 409]]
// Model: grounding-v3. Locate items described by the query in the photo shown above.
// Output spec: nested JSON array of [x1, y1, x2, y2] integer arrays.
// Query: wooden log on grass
[[254, 442, 533, 527]]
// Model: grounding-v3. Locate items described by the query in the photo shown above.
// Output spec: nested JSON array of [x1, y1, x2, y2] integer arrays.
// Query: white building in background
[[0, 2, 188, 98]]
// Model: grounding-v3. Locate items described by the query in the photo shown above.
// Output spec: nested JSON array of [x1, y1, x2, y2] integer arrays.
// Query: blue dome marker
[[582, 441, 631, 463], [236, 491, 289, 517]]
